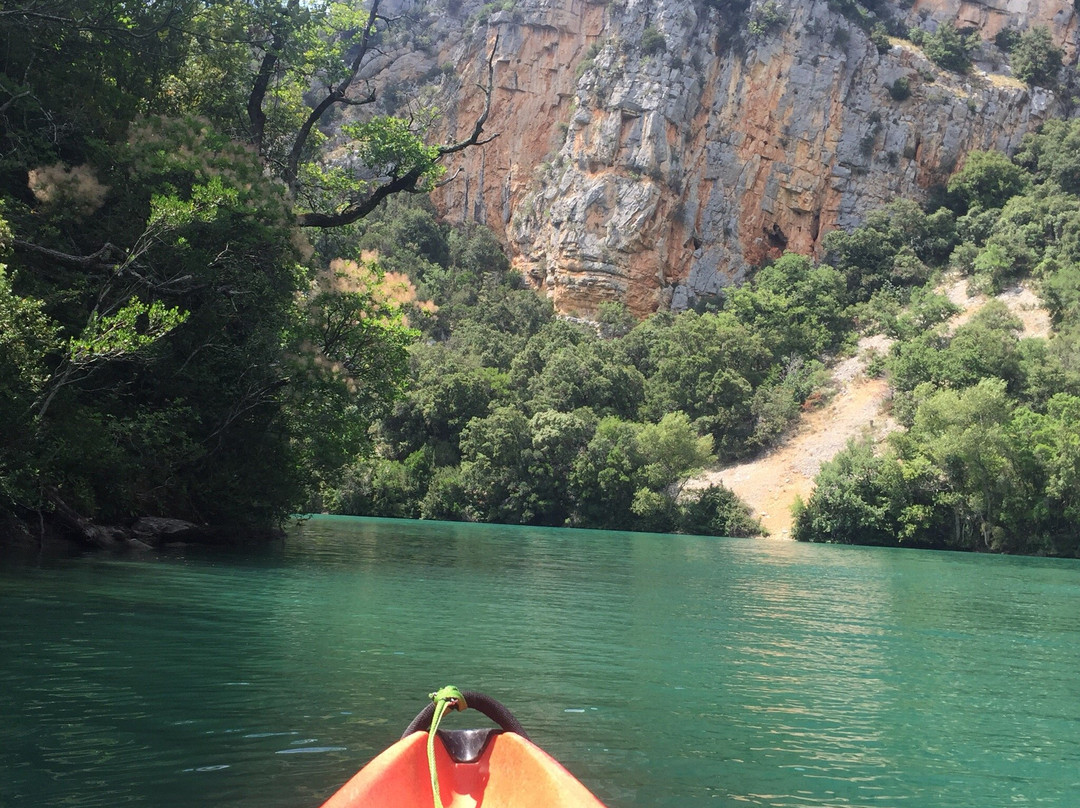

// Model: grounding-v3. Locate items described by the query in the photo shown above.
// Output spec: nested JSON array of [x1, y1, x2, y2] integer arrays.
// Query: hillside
[[688, 276, 1053, 537]]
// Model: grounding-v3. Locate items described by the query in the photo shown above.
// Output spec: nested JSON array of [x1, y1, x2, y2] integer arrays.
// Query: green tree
[[634, 311, 769, 457], [332, 454, 428, 519], [1023, 395, 1080, 552], [570, 417, 646, 530], [889, 286, 961, 340], [419, 466, 469, 521], [923, 22, 978, 73], [1015, 119, 1080, 195], [747, 0, 784, 36], [824, 200, 955, 300], [509, 319, 592, 394], [947, 150, 1030, 213], [153, 0, 497, 228], [727, 252, 850, 360], [0, 263, 57, 510], [380, 348, 501, 464], [792, 438, 902, 546], [1010, 26, 1063, 87], [0, 0, 501, 534], [526, 341, 645, 419], [677, 485, 764, 537], [0, 0, 195, 164], [636, 411, 715, 493], [458, 406, 532, 523], [568, 412, 714, 532], [519, 409, 597, 525], [904, 379, 1025, 550]]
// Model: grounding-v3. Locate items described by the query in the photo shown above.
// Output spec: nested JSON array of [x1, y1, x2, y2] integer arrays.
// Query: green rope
[[427, 685, 467, 808]]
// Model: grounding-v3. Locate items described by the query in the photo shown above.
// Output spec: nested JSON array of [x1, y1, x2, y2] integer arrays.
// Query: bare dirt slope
[[685, 278, 1051, 538], [684, 335, 896, 538]]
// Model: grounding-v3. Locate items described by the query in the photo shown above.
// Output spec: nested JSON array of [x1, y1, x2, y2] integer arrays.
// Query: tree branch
[[284, 0, 382, 192], [296, 31, 500, 228], [297, 167, 425, 228], [436, 33, 500, 157], [247, 0, 299, 156], [0, 1, 186, 40], [14, 239, 124, 267]]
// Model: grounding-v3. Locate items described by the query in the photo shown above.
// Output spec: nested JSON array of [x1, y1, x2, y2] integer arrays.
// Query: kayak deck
[[319, 729, 607, 808]]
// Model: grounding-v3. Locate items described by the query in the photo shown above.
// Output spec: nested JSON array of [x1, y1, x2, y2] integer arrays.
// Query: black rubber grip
[[400, 690, 530, 740]]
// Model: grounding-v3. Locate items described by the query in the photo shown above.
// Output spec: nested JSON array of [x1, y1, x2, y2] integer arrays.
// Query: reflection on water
[[2, 518, 1080, 808]]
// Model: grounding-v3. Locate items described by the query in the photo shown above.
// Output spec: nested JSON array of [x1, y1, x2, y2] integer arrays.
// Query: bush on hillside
[[1010, 26, 1063, 87], [923, 22, 978, 73]]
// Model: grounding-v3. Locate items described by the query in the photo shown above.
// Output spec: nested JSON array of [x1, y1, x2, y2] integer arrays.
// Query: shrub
[[923, 22, 978, 73], [748, 0, 784, 36], [946, 150, 1029, 212], [575, 40, 603, 79], [641, 25, 666, 55], [870, 22, 891, 54], [993, 28, 1021, 52], [889, 76, 911, 101], [678, 485, 764, 537]]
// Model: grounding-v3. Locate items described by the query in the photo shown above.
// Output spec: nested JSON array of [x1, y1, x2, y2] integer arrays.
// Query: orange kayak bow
[[319, 689, 608, 808]]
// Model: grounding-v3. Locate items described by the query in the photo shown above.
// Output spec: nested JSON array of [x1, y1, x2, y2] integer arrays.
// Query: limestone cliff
[[362, 0, 1078, 315]]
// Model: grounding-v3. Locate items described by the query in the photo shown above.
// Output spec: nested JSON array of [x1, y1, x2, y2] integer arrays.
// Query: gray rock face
[[363, 0, 1078, 314]]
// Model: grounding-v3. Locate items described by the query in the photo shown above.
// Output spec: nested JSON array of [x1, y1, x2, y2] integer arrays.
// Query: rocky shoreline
[[1, 508, 283, 553]]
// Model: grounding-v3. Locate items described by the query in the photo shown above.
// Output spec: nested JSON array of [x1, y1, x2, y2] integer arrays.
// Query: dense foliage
[[320, 200, 799, 537], [795, 122, 1080, 557], [1007, 26, 1064, 87], [0, 0, 484, 532]]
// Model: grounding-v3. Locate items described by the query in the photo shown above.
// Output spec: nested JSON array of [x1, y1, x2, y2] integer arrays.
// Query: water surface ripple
[[2, 517, 1079, 807]]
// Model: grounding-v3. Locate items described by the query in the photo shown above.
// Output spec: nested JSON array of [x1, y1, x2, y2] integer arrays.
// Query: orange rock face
[[402, 0, 1076, 317]]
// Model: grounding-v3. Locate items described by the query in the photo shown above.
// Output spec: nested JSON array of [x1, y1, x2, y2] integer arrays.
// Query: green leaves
[[346, 116, 445, 186], [824, 199, 956, 301], [728, 252, 851, 359], [0, 264, 56, 400], [0, 0, 485, 531], [947, 150, 1030, 214], [1016, 119, 1080, 196], [67, 298, 188, 363]]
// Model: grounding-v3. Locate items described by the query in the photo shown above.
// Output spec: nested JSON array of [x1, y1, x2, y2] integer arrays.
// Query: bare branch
[[338, 91, 377, 106], [0, 88, 31, 115], [433, 167, 463, 189], [14, 239, 124, 268], [437, 33, 500, 157]]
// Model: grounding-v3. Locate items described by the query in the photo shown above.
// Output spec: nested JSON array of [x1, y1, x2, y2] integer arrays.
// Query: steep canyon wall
[[361, 0, 1079, 315]]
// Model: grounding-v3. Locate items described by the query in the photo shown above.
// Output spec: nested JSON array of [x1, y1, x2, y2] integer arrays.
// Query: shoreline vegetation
[[318, 130, 1080, 558], [2, 2, 1080, 556]]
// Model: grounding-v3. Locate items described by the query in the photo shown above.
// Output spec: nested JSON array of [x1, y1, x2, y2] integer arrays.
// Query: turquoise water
[[2, 516, 1079, 807]]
